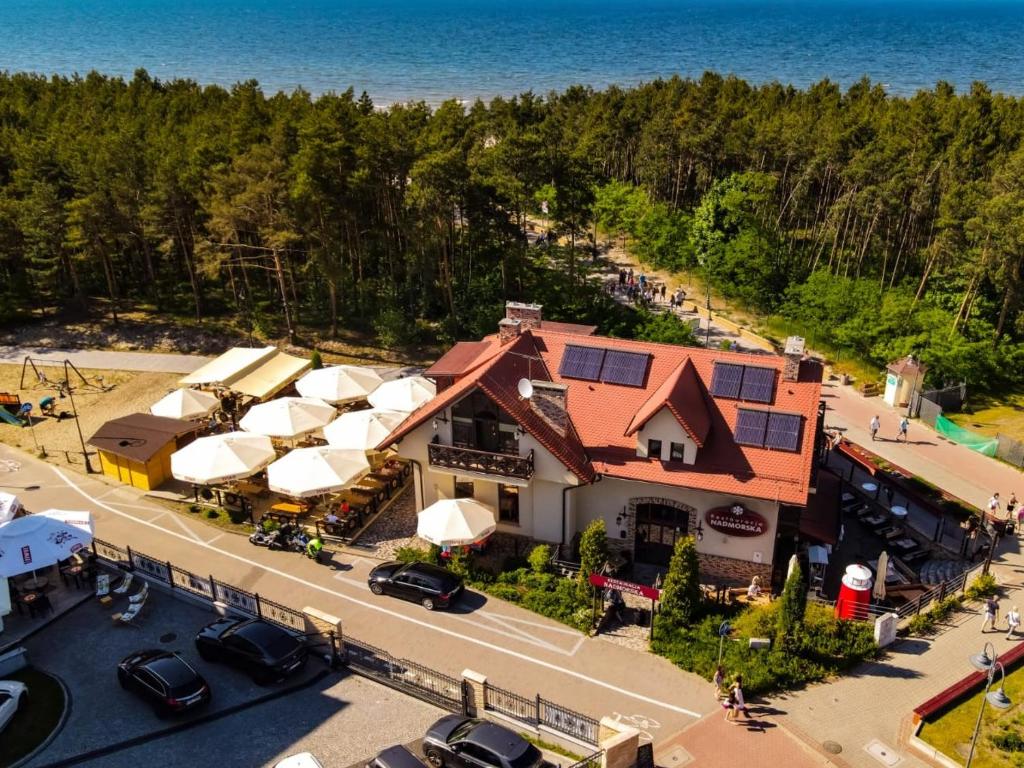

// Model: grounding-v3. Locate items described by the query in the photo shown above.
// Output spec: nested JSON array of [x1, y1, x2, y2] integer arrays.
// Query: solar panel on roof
[[740, 366, 775, 403], [559, 345, 605, 381], [601, 350, 650, 387], [710, 363, 743, 398], [734, 409, 769, 447], [766, 412, 802, 451]]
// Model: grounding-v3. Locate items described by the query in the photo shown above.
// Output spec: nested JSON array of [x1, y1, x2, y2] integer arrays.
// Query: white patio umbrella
[[416, 498, 497, 547], [873, 551, 889, 602], [239, 397, 337, 438], [0, 511, 94, 578], [266, 446, 370, 498], [296, 365, 384, 404], [367, 376, 436, 413], [0, 492, 22, 524], [171, 431, 275, 485], [323, 408, 408, 451], [150, 388, 221, 420]]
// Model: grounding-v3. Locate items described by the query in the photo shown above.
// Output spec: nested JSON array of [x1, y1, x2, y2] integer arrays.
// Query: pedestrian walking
[[660, 284, 667, 302], [723, 688, 737, 720], [869, 415, 881, 441], [730, 676, 750, 721], [1008, 606, 1021, 639], [618, 268, 626, 286], [987, 492, 1002, 531], [983, 595, 1000, 632], [897, 416, 909, 442], [713, 665, 725, 698]]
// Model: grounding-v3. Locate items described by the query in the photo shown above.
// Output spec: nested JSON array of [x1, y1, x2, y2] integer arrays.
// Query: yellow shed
[[89, 413, 203, 491]]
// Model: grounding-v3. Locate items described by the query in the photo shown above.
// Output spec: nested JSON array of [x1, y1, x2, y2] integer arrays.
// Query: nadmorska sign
[[704, 504, 768, 537]]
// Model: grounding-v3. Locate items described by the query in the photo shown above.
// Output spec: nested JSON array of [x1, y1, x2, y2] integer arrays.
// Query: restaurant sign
[[705, 504, 768, 538], [589, 573, 661, 601]]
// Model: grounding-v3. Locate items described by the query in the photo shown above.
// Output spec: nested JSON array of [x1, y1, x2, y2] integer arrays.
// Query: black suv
[[422, 716, 555, 768], [117, 649, 211, 717], [367, 561, 464, 610], [195, 617, 307, 684]]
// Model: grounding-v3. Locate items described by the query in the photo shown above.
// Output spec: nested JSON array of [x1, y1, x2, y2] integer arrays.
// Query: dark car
[[368, 745, 427, 768], [117, 649, 211, 717], [422, 716, 555, 768], [367, 561, 464, 611], [195, 617, 307, 684]]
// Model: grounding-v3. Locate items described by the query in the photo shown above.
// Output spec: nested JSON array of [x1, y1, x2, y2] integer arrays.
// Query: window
[[452, 419, 473, 447], [647, 439, 662, 459], [455, 481, 474, 499], [499, 484, 519, 524], [670, 442, 686, 461]]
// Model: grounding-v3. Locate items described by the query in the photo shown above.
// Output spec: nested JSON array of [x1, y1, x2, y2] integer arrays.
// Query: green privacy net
[[935, 414, 999, 457]]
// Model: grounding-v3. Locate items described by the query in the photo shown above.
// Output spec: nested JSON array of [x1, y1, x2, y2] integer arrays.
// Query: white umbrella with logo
[[0, 510, 94, 578], [416, 498, 497, 547], [266, 446, 370, 498], [171, 431, 276, 485], [296, 365, 384, 404], [239, 397, 337, 438], [367, 377, 436, 413], [0, 493, 22, 524]]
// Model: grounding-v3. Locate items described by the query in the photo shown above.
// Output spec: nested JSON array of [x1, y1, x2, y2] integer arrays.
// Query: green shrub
[[396, 546, 429, 563], [228, 508, 249, 524], [188, 504, 200, 513], [528, 544, 552, 574], [991, 728, 1024, 753], [719, 339, 733, 350], [310, 350, 323, 369], [967, 573, 999, 600], [487, 584, 523, 603], [446, 551, 471, 579], [576, 520, 608, 603], [657, 536, 702, 631], [776, 562, 807, 648], [907, 612, 936, 636], [206, 509, 220, 519]]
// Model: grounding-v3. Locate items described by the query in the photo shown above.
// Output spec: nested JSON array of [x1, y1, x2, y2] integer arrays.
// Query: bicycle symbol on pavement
[[611, 712, 662, 742]]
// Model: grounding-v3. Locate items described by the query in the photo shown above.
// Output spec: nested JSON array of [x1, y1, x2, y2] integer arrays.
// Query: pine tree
[[657, 536, 702, 630], [576, 520, 608, 603], [776, 561, 807, 647]]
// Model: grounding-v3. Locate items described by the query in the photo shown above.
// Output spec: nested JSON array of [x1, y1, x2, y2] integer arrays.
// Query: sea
[[1, 0, 1023, 104]]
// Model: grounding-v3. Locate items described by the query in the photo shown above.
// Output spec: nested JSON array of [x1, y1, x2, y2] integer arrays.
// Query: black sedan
[[195, 617, 307, 684], [117, 649, 211, 717], [422, 716, 555, 768], [367, 561, 464, 610]]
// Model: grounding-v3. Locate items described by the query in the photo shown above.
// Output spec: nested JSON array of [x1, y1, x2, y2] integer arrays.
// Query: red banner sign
[[705, 504, 768, 537], [589, 573, 661, 601]]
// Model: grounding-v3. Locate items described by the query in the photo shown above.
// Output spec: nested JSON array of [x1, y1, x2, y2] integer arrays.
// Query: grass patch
[[0, 667, 66, 766], [174, 502, 251, 534], [949, 390, 1024, 443], [763, 315, 880, 382], [652, 603, 878, 695], [519, 733, 585, 761], [919, 663, 1024, 768]]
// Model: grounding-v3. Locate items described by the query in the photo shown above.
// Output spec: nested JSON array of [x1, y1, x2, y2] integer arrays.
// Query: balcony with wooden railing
[[428, 440, 534, 480]]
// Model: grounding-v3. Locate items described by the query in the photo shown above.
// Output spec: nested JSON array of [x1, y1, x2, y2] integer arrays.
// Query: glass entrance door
[[634, 503, 689, 566]]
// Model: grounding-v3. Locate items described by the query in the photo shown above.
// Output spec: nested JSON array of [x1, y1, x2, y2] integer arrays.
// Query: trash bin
[[634, 607, 650, 627]]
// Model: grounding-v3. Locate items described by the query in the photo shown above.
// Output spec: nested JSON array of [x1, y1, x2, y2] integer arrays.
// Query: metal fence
[[345, 636, 467, 713], [91, 538, 306, 632], [565, 751, 604, 768], [895, 562, 985, 619], [484, 682, 600, 746], [996, 434, 1024, 468]]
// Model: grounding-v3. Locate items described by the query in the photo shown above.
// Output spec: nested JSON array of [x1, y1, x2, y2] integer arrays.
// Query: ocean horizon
[[1, 0, 1023, 103]]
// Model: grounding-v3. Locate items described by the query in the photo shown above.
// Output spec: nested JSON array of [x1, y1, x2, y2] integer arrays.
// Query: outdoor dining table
[[892, 537, 918, 551], [862, 482, 878, 493], [269, 502, 310, 520], [60, 564, 85, 589], [863, 514, 887, 527], [19, 575, 49, 591]]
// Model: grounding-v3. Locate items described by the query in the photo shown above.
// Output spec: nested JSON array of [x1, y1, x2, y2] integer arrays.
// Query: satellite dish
[[517, 378, 534, 400]]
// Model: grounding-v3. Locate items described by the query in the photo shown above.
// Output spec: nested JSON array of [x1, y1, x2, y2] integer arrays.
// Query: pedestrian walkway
[[0, 345, 211, 374]]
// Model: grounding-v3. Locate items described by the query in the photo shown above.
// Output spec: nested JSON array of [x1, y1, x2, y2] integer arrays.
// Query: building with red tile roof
[[380, 303, 827, 588]]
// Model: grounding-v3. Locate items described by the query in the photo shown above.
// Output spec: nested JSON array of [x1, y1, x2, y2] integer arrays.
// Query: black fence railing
[[484, 682, 600, 746], [565, 751, 604, 768], [345, 636, 467, 713], [91, 538, 306, 632]]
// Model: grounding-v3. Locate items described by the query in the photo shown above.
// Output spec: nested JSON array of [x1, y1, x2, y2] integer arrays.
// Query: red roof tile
[[538, 321, 597, 336], [382, 327, 822, 506], [625, 358, 710, 447], [424, 341, 492, 377]]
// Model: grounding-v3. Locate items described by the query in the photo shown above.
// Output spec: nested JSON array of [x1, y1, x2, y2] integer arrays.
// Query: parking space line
[[50, 465, 701, 719]]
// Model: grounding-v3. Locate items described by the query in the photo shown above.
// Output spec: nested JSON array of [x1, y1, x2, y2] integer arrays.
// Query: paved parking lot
[[22, 584, 443, 768]]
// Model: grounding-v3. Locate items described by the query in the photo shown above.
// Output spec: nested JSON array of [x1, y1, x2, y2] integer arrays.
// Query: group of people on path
[[982, 594, 1021, 639], [713, 667, 751, 723], [869, 414, 910, 442]]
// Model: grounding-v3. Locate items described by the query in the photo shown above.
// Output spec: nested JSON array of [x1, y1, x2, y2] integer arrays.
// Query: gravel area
[[597, 592, 656, 653], [354, 486, 429, 560]]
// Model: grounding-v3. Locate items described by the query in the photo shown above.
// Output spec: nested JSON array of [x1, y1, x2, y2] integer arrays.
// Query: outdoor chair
[[95, 573, 111, 598], [129, 581, 149, 604], [113, 596, 146, 627], [112, 572, 133, 594]]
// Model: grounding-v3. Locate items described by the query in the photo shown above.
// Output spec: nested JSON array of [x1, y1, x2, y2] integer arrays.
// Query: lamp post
[[966, 643, 1013, 768]]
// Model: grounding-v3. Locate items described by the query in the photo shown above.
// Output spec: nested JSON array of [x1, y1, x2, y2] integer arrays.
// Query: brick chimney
[[505, 301, 543, 331], [783, 336, 805, 382], [529, 381, 568, 437], [498, 318, 521, 345]]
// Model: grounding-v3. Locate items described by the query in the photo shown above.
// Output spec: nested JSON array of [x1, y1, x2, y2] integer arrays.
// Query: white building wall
[[635, 408, 698, 464]]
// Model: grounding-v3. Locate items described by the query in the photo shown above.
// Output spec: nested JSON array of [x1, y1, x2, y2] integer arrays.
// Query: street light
[[966, 643, 1013, 768]]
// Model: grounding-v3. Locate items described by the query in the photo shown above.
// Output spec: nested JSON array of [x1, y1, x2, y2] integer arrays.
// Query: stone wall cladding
[[782, 354, 801, 383], [530, 382, 568, 436], [499, 318, 521, 344], [698, 553, 771, 587]]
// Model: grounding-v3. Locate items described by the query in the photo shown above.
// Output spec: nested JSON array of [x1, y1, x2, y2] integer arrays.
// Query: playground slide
[[0, 409, 23, 427]]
